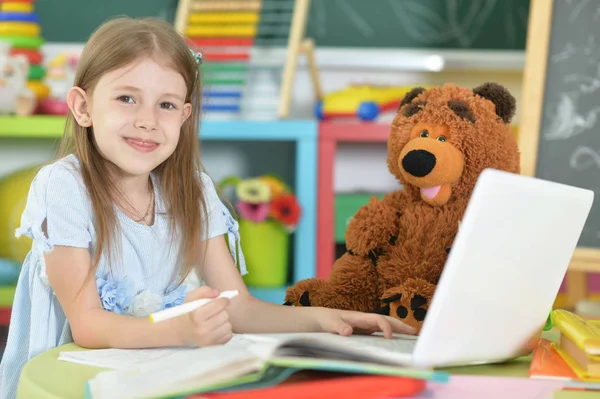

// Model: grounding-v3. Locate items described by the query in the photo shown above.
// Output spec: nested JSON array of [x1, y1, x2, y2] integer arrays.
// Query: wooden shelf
[[252, 47, 525, 72], [319, 121, 391, 142], [0, 116, 66, 138], [0, 116, 317, 141]]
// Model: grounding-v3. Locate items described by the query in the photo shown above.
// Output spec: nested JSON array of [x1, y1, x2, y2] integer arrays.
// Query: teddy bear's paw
[[379, 279, 436, 330], [385, 293, 428, 323], [369, 293, 427, 329], [283, 291, 311, 307], [345, 199, 401, 257], [284, 279, 324, 306]]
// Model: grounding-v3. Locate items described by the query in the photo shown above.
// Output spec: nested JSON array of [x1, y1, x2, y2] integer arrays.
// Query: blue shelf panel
[[201, 120, 317, 141], [201, 119, 318, 285], [249, 286, 288, 304]]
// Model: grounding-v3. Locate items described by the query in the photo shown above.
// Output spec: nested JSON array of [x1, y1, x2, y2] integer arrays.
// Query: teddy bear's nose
[[402, 149, 437, 177]]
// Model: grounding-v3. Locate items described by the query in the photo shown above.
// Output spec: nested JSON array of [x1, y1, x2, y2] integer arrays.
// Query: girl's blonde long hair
[[57, 17, 207, 286]]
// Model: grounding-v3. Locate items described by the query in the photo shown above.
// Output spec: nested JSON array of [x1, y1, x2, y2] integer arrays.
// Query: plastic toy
[[0, 41, 36, 115], [0, 1, 49, 110], [39, 51, 79, 115], [0, 165, 38, 264], [314, 85, 420, 121]]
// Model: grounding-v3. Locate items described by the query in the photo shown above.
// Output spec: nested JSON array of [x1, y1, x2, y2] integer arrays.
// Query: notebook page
[[87, 344, 264, 399], [59, 334, 273, 371], [243, 332, 417, 364], [58, 347, 188, 371]]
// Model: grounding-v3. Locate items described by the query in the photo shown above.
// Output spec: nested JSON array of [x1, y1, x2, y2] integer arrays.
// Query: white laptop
[[382, 167, 593, 368]]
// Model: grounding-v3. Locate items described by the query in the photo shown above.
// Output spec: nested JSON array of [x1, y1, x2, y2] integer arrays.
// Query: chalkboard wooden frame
[[520, 0, 599, 308]]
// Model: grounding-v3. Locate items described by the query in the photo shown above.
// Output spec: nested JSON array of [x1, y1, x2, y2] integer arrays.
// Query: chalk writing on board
[[539, 0, 600, 246], [545, 24, 600, 143], [545, 93, 600, 140], [570, 146, 600, 171], [551, 43, 576, 63], [568, 0, 590, 23], [565, 71, 600, 94]]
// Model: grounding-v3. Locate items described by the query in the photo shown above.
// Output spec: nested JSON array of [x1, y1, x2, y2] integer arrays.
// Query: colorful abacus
[[175, 0, 300, 118], [0, 0, 49, 107]]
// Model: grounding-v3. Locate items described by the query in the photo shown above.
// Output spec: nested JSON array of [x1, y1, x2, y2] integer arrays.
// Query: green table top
[[16, 334, 599, 399]]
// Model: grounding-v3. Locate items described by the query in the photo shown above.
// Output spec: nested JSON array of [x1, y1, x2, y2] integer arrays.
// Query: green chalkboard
[[305, 0, 530, 49], [36, 0, 178, 42], [37, 0, 530, 50]]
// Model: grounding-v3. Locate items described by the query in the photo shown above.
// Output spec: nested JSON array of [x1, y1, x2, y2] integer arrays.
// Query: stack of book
[[530, 309, 600, 389]]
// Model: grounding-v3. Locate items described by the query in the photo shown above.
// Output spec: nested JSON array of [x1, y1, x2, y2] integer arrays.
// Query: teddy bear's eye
[[437, 136, 446, 142], [420, 130, 429, 138]]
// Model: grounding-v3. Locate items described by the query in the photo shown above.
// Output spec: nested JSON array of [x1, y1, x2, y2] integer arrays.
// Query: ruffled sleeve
[[200, 172, 247, 276], [15, 162, 92, 253]]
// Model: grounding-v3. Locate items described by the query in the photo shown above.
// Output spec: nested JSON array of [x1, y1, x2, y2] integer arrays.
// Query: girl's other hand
[[315, 308, 417, 338], [173, 286, 233, 347]]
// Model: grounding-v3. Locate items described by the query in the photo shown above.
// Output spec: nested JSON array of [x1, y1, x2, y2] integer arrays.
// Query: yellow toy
[[315, 85, 423, 121], [0, 165, 38, 264]]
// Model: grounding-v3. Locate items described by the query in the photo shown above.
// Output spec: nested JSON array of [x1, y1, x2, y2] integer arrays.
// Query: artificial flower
[[270, 194, 301, 227], [236, 179, 271, 203], [96, 276, 134, 315], [237, 200, 270, 222], [163, 283, 189, 309], [260, 176, 287, 199], [129, 289, 164, 317]]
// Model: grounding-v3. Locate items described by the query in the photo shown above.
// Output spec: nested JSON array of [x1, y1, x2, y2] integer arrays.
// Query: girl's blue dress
[[0, 154, 246, 399]]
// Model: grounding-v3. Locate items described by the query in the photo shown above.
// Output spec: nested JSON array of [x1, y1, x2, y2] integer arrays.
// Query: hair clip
[[189, 48, 202, 65]]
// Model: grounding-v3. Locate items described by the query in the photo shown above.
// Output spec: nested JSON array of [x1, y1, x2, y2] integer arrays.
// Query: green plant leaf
[[219, 175, 242, 191]]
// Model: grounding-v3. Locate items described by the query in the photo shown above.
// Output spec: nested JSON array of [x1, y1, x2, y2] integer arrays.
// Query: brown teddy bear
[[284, 82, 520, 331]]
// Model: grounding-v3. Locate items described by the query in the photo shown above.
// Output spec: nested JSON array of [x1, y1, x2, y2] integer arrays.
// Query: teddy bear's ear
[[472, 82, 516, 124], [399, 87, 426, 109]]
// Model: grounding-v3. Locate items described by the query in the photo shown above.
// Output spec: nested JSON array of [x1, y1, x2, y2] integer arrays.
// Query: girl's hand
[[315, 308, 417, 338], [173, 286, 233, 347]]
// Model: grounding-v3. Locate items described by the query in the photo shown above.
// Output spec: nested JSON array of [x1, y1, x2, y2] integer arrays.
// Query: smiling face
[[72, 57, 192, 178], [387, 83, 520, 207]]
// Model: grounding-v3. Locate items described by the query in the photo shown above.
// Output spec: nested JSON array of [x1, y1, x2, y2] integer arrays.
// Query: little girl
[[0, 17, 414, 398]]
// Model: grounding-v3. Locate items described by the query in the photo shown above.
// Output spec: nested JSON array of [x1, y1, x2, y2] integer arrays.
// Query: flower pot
[[239, 219, 289, 287]]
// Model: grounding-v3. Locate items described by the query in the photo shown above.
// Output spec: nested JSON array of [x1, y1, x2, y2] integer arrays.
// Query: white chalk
[[148, 290, 239, 323]]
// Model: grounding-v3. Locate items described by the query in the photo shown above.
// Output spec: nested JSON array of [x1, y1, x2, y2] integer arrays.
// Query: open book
[[58, 332, 449, 399]]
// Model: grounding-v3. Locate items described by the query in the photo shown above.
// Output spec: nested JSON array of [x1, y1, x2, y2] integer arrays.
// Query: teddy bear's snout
[[401, 149, 436, 177]]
